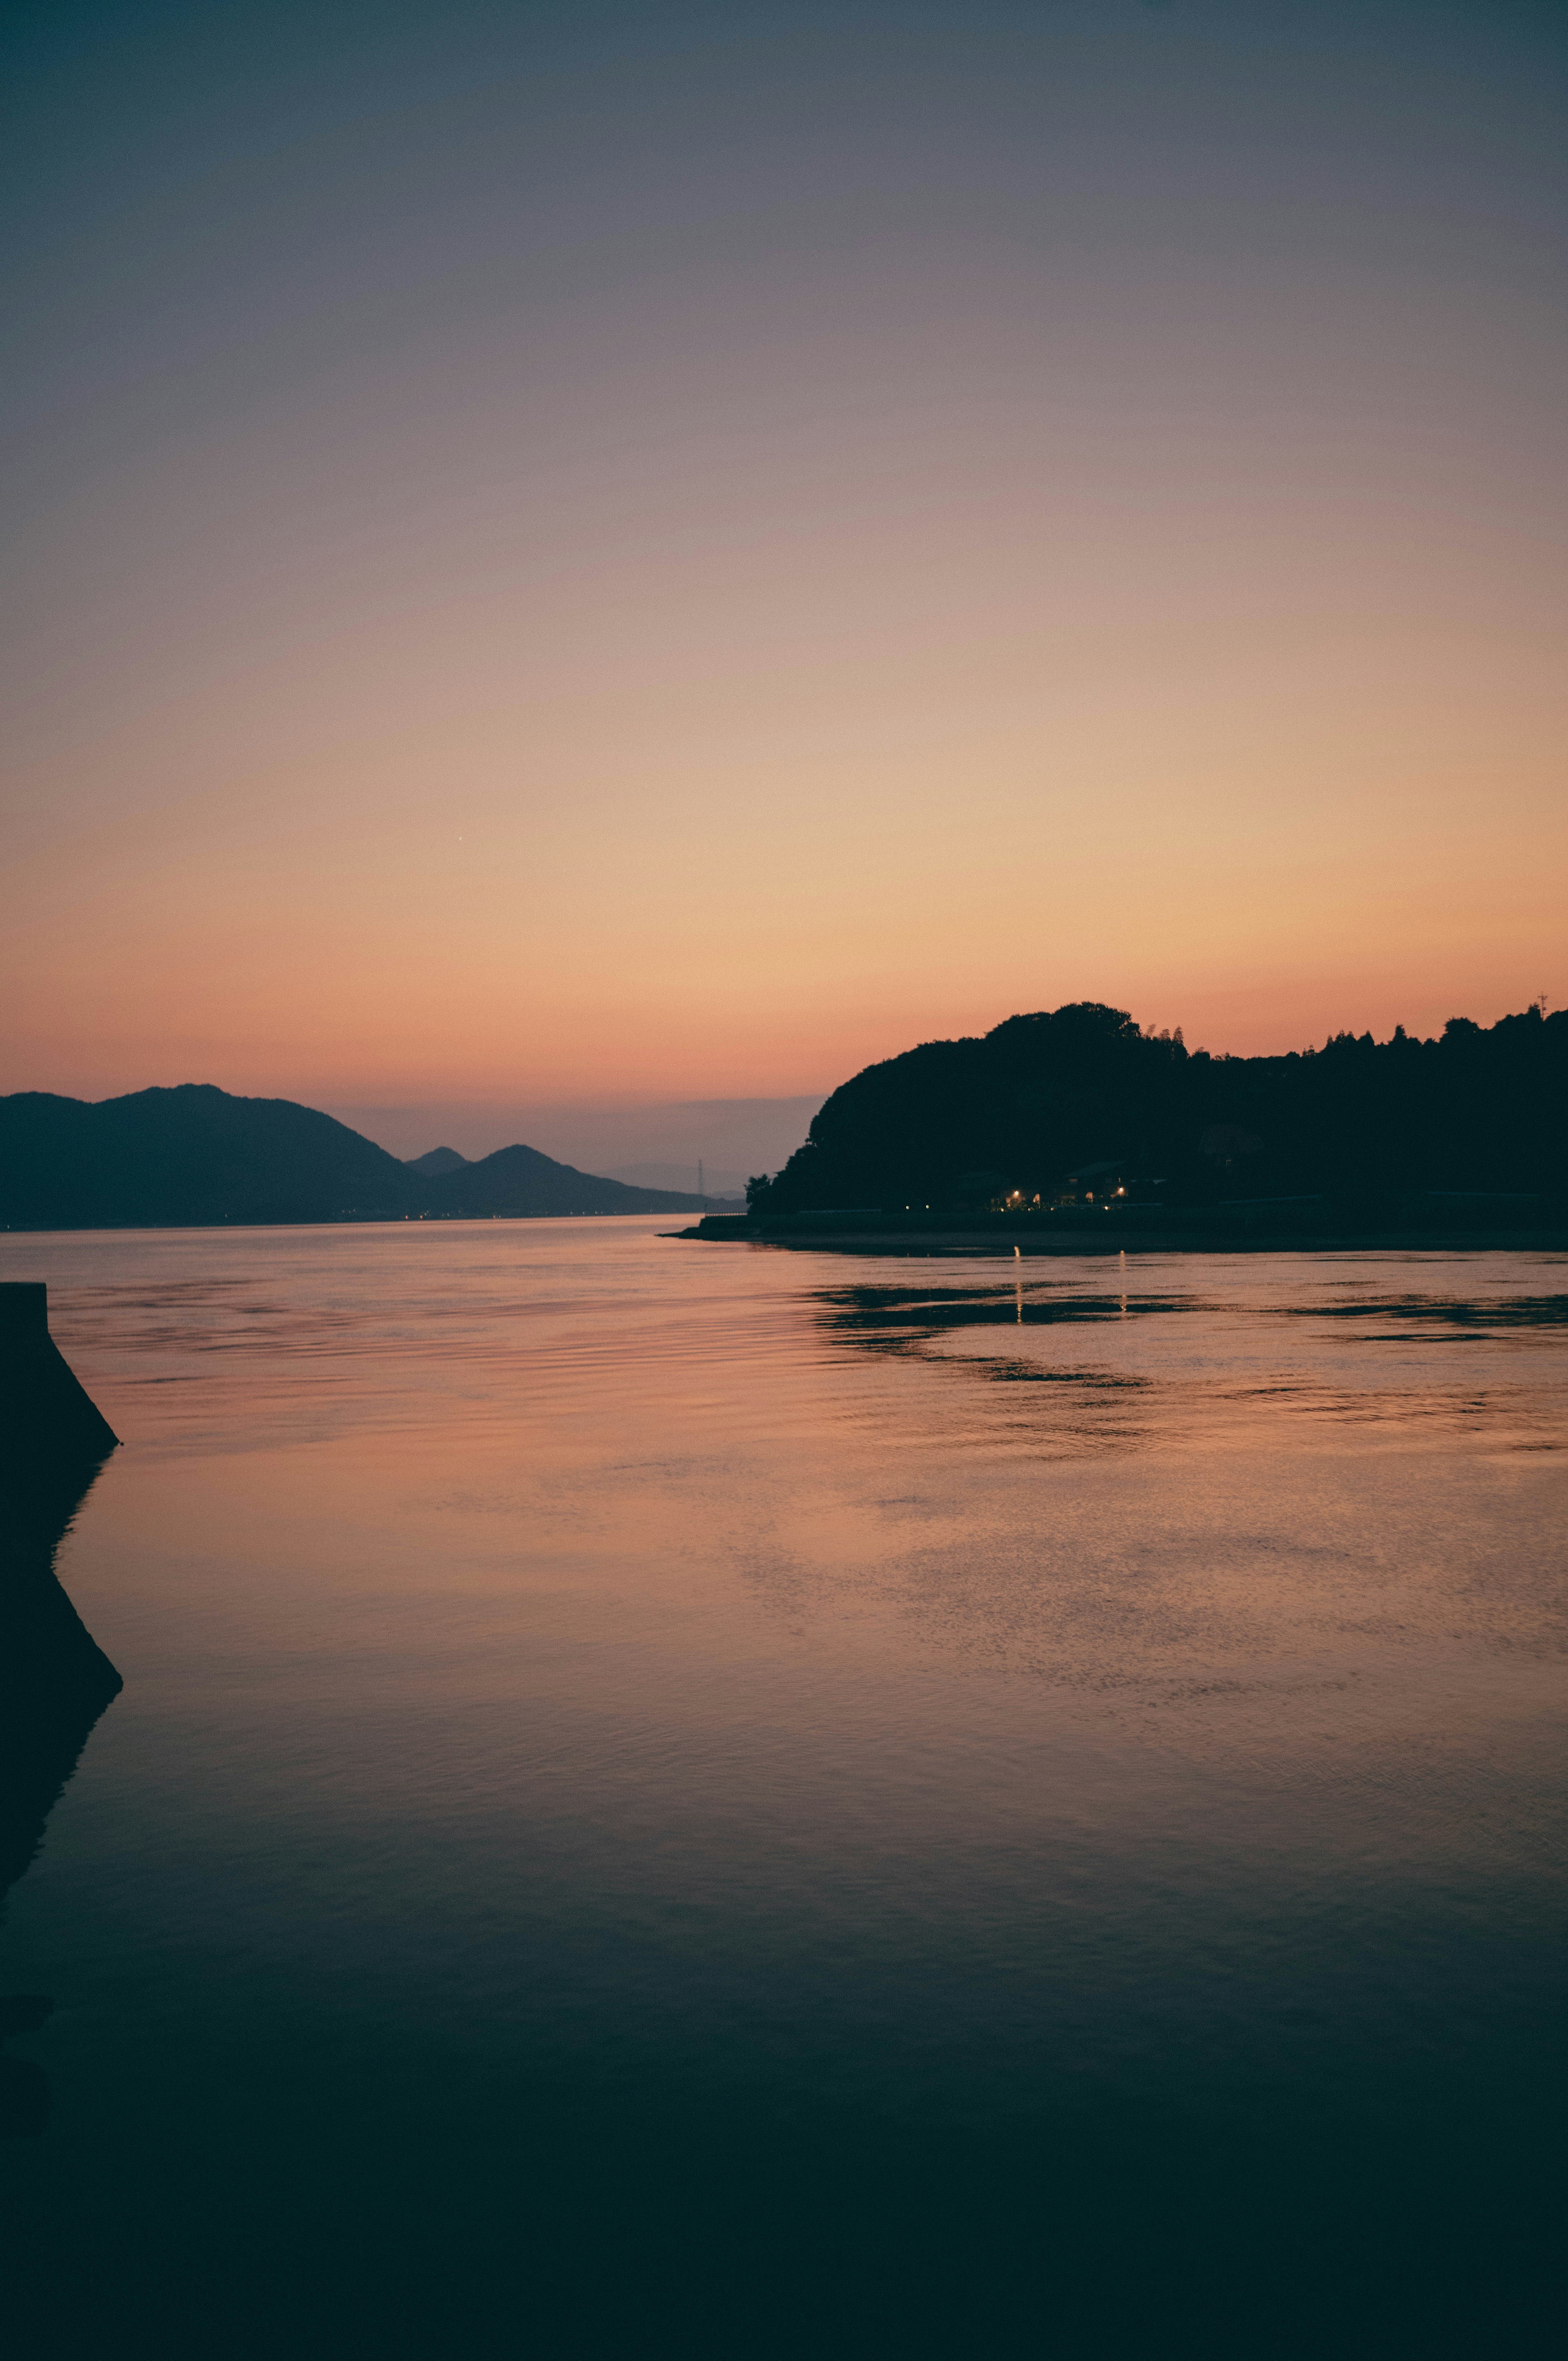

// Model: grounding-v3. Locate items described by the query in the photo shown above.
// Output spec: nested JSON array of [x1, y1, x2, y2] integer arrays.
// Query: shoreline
[[671, 1220, 1568, 1256]]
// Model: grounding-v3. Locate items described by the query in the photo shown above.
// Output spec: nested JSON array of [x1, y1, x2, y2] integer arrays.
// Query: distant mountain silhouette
[[422, 1143, 706, 1217], [404, 1146, 470, 1177], [0, 1087, 709, 1227], [0, 1085, 411, 1227]]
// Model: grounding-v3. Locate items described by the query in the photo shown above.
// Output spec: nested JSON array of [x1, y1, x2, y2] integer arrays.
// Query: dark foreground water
[[1, 1222, 1564, 2357]]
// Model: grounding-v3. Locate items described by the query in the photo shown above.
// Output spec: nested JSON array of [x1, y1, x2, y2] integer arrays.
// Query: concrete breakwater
[[0, 1282, 119, 1466], [0, 1280, 122, 1720], [0, 1279, 123, 2122]]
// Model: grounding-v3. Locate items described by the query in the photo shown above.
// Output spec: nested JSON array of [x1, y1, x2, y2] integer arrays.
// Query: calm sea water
[[2, 1221, 1564, 2356]]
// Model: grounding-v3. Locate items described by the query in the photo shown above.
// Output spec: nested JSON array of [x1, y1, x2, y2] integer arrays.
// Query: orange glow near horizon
[[7, 9, 1565, 1109]]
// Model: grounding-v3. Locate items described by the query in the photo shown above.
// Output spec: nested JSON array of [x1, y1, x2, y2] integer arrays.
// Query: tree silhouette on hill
[[748, 1000, 1567, 1218]]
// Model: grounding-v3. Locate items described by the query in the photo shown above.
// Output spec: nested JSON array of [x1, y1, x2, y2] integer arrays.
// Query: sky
[[6, 0, 1566, 1152], [318, 1093, 824, 1175]]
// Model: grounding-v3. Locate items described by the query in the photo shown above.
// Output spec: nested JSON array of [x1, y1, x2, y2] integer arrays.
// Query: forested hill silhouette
[[748, 1001, 1568, 1220], [0, 1087, 706, 1227]]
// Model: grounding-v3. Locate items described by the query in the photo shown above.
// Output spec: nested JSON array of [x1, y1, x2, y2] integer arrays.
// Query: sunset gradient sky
[[7, 1, 1566, 1127]]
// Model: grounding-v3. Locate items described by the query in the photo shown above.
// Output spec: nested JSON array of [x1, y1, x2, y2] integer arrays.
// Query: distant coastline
[[9, 996, 1564, 1241], [4, 1211, 749, 1235]]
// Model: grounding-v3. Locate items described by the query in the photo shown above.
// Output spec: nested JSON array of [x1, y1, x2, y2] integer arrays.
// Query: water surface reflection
[[0, 1226, 1561, 2354]]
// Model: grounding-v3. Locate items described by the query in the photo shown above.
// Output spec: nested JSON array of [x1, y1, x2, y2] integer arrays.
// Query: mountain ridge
[[0, 1086, 708, 1229], [403, 1145, 469, 1177]]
